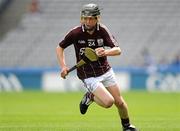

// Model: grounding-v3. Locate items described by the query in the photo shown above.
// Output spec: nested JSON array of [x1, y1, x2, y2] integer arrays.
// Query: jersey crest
[[97, 38, 104, 46]]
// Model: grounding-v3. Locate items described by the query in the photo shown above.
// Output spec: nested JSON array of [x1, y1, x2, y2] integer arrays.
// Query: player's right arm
[[56, 46, 69, 79], [56, 27, 78, 78]]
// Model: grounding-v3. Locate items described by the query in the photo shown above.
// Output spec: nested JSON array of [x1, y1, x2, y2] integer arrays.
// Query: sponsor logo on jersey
[[78, 40, 86, 44]]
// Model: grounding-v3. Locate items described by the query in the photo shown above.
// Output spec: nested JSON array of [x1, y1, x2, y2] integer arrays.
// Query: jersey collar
[[81, 23, 100, 32]]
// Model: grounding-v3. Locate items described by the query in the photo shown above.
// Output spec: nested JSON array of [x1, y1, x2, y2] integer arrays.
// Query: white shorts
[[82, 68, 118, 92]]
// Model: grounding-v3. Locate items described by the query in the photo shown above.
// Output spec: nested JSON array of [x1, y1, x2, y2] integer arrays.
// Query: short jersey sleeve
[[59, 30, 75, 49]]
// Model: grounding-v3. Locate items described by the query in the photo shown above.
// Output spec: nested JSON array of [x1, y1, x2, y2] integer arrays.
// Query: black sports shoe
[[123, 125, 138, 131], [79, 92, 93, 114]]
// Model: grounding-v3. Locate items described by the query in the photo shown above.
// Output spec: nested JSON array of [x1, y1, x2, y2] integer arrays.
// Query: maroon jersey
[[59, 23, 119, 80]]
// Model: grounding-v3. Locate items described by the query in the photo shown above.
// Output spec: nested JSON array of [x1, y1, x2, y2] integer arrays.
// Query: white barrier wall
[[0, 68, 180, 92]]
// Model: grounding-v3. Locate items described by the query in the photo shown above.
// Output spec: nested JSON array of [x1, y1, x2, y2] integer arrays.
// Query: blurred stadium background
[[0, 1, 180, 131], [0, 0, 180, 92]]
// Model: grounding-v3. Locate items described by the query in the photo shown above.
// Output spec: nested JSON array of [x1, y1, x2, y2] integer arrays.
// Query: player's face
[[82, 16, 98, 31]]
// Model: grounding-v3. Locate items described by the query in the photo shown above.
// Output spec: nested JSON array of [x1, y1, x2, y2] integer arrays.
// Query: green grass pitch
[[0, 90, 180, 131]]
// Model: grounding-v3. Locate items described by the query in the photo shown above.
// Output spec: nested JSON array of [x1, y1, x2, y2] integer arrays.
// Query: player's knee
[[114, 96, 126, 108], [104, 98, 114, 108], [115, 100, 126, 109]]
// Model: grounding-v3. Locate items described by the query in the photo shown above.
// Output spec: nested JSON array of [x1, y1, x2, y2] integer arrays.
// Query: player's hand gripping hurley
[[66, 47, 98, 76]]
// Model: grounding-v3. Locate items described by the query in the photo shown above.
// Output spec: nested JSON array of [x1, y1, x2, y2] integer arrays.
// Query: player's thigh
[[93, 83, 114, 106], [83, 76, 114, 106], [106, 84, 125, 104], [93, 83, 114, 101]]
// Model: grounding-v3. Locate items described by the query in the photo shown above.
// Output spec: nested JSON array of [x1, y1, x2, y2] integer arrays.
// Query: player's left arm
[[95, 46, 121, 57], [105, 46, 121, 56]]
